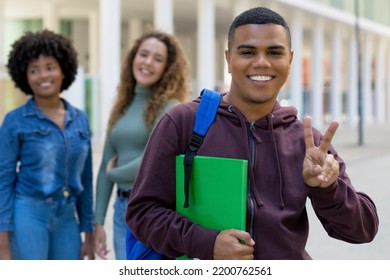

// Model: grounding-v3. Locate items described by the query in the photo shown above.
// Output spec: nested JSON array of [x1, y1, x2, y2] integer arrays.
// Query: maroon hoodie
[[126, 94, 379, 259]]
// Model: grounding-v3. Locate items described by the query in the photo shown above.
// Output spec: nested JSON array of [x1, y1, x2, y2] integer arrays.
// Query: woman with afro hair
[[94, 29, 192, 259], [0, 29, 94, 260]]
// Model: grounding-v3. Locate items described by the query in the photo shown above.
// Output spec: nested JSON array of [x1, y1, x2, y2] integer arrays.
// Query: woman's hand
[[81, 232, 95, 260], [94, 224, 110, 259], [106, 154, 118, 173]]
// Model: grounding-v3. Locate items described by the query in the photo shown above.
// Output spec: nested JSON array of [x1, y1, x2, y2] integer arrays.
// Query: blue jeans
[[10, 195, 81, 260], [113, 196, 128, 260]]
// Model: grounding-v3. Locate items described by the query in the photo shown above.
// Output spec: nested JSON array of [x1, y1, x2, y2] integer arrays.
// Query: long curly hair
[[107, 30, 192, 132], [6, 29, 78, 95]]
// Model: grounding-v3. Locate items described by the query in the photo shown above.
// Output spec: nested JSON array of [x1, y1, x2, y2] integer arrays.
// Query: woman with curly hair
[[0, 29, 94, 260], [94, 30, 192, 259]]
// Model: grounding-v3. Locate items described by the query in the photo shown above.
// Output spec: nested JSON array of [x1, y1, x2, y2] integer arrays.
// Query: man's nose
[[254, 53, 271, 67]]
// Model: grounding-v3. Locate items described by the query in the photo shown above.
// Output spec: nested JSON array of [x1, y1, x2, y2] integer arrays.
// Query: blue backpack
[[126, 88, 221, 260]]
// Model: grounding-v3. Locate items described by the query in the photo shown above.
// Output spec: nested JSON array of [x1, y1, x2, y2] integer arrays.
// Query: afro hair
[[6, 29, 78, 95]]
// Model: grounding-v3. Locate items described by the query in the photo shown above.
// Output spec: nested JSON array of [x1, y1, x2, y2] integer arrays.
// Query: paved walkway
[[92, 123, 390, 260]]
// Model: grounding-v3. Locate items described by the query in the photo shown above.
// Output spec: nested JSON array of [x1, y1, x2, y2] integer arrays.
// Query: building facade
[[1, 0, 390, 142]]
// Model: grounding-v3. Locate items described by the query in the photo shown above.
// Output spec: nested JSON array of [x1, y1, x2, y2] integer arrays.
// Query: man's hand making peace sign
[[302, 116, 340, 188]]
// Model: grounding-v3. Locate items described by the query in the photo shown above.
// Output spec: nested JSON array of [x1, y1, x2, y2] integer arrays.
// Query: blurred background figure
[[93, 29, 192, 259], [0, 29, 95, 260]]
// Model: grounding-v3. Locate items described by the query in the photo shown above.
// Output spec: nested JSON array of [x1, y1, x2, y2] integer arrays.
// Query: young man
[[126, 7, 378, 260]]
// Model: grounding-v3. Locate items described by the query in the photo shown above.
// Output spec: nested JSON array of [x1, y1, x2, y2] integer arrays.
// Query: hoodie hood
[[266, 102, 298, 127], [193, 93, 298, 128]]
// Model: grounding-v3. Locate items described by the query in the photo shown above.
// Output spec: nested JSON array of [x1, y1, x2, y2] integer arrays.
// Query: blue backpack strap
[[183, 88, 221, 208], [193, 89, 221, 136]]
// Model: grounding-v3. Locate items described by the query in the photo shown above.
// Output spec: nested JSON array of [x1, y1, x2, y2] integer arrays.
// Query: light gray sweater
[[94, 86, 179, 224]]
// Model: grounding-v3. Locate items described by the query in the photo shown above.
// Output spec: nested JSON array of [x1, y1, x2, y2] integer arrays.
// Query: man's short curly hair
[[227, 7, 291, 52], [6, 29, 78, 95]]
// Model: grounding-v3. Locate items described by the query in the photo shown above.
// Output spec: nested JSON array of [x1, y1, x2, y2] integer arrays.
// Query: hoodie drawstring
[[268, 114, 285, 209]]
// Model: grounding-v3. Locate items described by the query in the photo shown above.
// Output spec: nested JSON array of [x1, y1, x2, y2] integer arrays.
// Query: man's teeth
[[250, 75, 272, 81]]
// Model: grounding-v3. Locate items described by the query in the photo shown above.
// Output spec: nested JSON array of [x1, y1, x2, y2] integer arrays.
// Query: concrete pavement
[[92, 122, 390, 260]]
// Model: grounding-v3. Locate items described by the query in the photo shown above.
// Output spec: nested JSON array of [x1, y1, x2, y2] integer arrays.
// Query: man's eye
[[268, 51, 283, 56], [240, 51, 254, 55]]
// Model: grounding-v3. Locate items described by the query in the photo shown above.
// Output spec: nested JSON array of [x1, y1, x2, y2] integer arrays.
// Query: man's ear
[[225, 49, 231, 73]]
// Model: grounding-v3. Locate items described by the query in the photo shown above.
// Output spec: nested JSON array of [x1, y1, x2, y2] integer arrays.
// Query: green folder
[[175, 154, 248, 259]]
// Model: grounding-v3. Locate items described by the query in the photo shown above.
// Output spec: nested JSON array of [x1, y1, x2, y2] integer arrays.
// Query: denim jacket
[[0, 98, 94, 232]]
